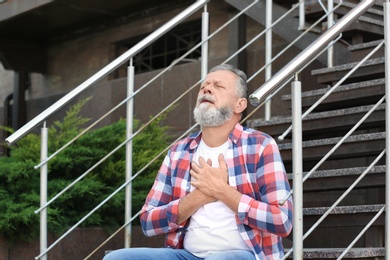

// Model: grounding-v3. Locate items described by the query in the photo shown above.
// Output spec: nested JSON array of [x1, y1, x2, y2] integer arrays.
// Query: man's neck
[[201, 120, 237, 147]]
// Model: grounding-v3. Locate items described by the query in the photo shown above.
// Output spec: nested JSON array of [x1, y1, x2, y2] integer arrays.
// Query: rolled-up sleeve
[[140, 153, 184, 236], [237, 137, 293, 237]]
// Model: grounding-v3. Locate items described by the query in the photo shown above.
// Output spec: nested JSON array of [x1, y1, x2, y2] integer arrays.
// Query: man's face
[[193, 70, 239, 127]]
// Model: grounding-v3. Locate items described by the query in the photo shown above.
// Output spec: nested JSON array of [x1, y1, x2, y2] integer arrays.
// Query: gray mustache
[[198, 94, 215, 103]]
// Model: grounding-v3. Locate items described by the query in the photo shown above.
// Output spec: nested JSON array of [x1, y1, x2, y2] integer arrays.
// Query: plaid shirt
[[140, 123, 293, 259]]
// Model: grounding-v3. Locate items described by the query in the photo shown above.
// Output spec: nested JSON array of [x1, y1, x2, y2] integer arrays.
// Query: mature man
[[104, 64, 293, 260]]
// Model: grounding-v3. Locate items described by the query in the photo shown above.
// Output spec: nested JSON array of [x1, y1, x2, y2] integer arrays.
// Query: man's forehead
[[203, 70, 236, 83]]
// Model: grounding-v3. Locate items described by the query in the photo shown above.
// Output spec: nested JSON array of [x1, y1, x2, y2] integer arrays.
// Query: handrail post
[[40, 122, 48, 260], [291, 76, 303, 259], [265, 0, 272, 120], [4, 0, 210, 147], [124, 60, 135, 248], [201, 4, 209, 79], [327, 0, 334, 67], [249, 0, 376, 106], [298, 0, 305, 31], [384, 1, 390, 257]]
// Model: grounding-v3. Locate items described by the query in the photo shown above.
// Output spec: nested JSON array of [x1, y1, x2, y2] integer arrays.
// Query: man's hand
[[190, 153, 229, 198], [176, 157, 216, 224]]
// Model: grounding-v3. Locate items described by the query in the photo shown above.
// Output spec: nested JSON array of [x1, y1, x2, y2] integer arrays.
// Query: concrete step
[[301, 0, 384, 23], [224, 0, 350, 65], [285, 247, 385, 259], [305, 0, 383, 20], [348, 39, 385, 62], [287, 165, 385, 191], [301, 205, 385, 249], [340, 15, 384, 44], [279, 132, 385, 166], [295, 0, 384, 44], [248, 103, 385, 141], [284, 78, 385, 112], [304, 204, 384, 217], [312, 57, 385, 86]]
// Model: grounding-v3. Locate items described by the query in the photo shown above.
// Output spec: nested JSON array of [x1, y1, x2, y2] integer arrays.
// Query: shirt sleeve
[[140, 152, 184, 237], [237, 137, 293, 237]]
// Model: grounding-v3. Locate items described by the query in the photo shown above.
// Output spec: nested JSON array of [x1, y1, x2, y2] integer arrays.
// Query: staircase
[[245, 1, 387, 258], [3, 0, 388, 259]]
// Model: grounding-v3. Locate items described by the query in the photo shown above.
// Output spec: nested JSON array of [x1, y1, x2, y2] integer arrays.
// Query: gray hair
[[209, 64, 248, 98]]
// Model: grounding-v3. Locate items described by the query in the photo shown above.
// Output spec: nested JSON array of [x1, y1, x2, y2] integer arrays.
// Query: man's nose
[[202, 84, 212, 94]]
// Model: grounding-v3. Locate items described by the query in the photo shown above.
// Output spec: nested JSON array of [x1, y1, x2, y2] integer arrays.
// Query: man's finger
[[198, 156, 209, 168], [207, 158, 212, 166], [218, 153, 227, 168], [191, 161, 201, 172]]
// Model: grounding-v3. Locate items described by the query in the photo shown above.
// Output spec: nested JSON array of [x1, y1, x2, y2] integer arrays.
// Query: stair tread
[[355, 14, 384, 26], [312, 57, 384, 75], [279, 132, 385, 150], [301, 0, 384, 24], [285, 247, 385, 258], [248, 103, 385, 128], [279, 78, 385, 112], [303, 204, 385, 215], [300, 0, 383, 16], [282, 78, 385, 100], [348, 39, 385, 51], [334, 0, 384, 15], [286, 165, 385, 180]]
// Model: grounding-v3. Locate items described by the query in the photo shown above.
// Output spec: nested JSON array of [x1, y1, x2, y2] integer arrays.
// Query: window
[[116, 19, 202, 76]]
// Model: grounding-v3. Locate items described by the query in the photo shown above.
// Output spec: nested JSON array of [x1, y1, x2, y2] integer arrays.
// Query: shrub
[[0, 98, 171, 242]]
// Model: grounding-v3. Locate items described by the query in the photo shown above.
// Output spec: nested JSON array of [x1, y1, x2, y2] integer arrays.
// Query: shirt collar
[[189, 123, 243, 150]]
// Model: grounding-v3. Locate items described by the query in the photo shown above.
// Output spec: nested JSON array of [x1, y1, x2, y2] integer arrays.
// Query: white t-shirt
[[183, 139, 250, 257]]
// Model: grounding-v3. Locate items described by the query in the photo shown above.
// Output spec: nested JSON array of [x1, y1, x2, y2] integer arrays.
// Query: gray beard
[[193, 103, 233, 127]]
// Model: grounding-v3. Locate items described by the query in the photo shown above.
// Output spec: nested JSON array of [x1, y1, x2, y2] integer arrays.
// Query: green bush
[[0, 98, 171, 242]]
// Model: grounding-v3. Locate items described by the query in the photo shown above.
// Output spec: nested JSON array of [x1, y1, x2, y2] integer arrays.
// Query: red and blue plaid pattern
[[140, 123, 293, 259]]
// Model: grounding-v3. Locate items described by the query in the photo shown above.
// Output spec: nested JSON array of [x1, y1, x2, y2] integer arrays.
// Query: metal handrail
[[5, 0, 210, 147], [33, 0, 259, 171], [338, 205, 385, 259], [278, 39, 385, 141], [249, 0, 376, 106], [34, 0, 261, 214], [280, 94, 386, 205], [5, 0, 385, 258], [34, 122, 200, 260], [245, 1, 343, 82], [242, 33, 343, 123], [283, 149, 386, 258]]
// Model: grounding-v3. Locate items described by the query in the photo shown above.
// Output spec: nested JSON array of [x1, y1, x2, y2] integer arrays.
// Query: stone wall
[[0, 226, 164, 260]]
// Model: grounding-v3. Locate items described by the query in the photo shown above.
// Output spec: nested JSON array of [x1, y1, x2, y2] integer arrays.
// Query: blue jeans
[[103, 247, 256, 260]]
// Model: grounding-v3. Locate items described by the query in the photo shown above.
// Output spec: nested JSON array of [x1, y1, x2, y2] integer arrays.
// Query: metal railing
[[6, 1, 212, 259], [3, 0, 387, 259], [248, 0, 387, 259]]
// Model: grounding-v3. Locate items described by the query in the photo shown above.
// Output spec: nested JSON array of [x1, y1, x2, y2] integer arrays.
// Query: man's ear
[[235, 98, 247, 114]]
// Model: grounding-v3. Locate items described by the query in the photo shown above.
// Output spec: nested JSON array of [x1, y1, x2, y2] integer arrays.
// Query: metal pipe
[[124, 61, 134, 248], [280, 95, 386, 205], [264, 0, 272, 120], [327, 0, 334, 67], [284, 149, 386, 258], [34, 122, 199, 260], [201, 4, 209, 79], [247, 2, 342, 83], [249, 0, 376, 106], [291, 77, 303, 260], [278, 40, 384, 141], [299, 0, 305, 31], [39, 123, 48, 260], [5, 0, 209, 147], [384, 1, 390, 257], [337, 206, 385, 260]]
